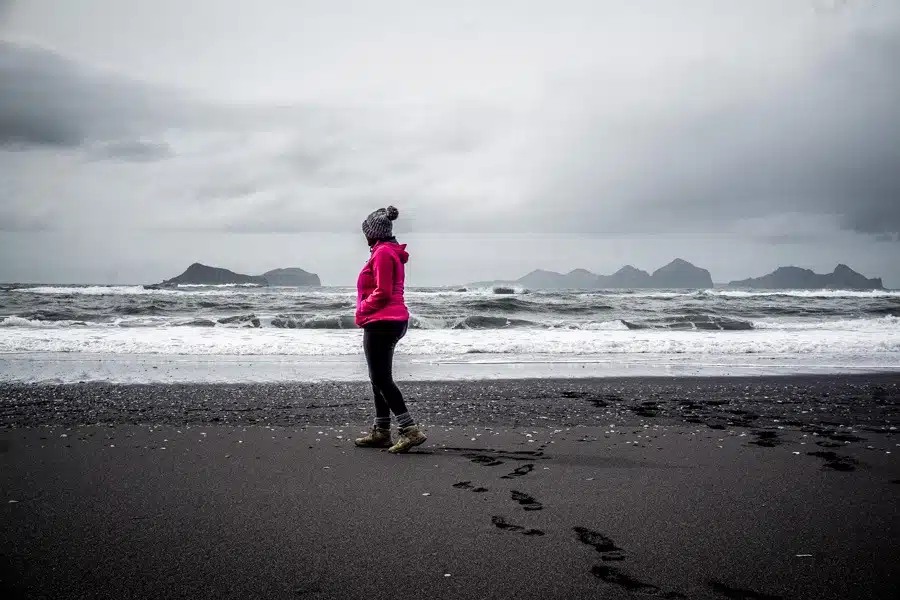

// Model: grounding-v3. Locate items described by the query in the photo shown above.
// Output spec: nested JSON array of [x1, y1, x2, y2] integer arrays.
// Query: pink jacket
[[355, 241, 410, 327]]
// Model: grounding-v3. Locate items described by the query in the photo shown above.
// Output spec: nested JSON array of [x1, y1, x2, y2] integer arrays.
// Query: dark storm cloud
[[0, 40, 193, 147], [0, 39, 484, 235], [538, 28, 900, 238]]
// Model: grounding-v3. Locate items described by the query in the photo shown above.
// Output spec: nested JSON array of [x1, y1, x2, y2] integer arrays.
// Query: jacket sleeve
[[358, 249, 395, 316]]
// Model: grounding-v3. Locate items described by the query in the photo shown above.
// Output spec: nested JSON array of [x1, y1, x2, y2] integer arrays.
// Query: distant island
[[147, 263, 320, 288], [726, 264, 883, 290], [260, 268, 321, 287], [469, 260, 885, 291], [470, 259, 714, 290]]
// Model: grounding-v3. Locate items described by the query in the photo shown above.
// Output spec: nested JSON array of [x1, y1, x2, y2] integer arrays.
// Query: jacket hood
[[372, 240, 409, 264]]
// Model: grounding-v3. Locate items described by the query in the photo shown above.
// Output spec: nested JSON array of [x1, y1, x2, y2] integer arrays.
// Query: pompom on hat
[[362, 205, 399, 240]]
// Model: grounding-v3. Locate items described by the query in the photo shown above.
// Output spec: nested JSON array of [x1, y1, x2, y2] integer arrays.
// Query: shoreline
[[3, 373, 897, 429], [2, 351, 899, 385]]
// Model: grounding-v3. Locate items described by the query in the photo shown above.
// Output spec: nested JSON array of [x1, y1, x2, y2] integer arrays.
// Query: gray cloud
[[91, 140, 174, 162], [0, 40, 520, 235], [1, 46, 132, 146], [526, 28, 900, 238], [0, 40, 208, 148], [1, 1, 899, 287], [1, 3, 899, 246], [0, 211, 51, 232]]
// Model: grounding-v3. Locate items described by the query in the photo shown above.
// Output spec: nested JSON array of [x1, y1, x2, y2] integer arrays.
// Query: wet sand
[[1, 375, 898, 599]]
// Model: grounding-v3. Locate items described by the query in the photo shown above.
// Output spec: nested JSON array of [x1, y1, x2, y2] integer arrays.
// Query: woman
[[354, 205, 426, 453]]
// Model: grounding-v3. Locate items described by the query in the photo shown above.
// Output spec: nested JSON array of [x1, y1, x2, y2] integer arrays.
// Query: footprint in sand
[[707, 580, 784, 599], [575, 527, 685, 596], [573, 527, 625, 561], [491, 516, 544, 537], [591, 566, 663, 595], [501, 463, 535, 479], [591, 566, 688, 597], [453, 481, 490, 493], [511, 490, 543, 511], [465, 454, 504, 467]]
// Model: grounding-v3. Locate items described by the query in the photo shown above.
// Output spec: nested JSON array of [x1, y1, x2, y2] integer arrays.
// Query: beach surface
[[1, 375, 898, 599]]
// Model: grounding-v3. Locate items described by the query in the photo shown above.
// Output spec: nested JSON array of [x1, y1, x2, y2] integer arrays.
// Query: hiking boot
[[354, 426, 392, 448], [388, 425, 426, 454]]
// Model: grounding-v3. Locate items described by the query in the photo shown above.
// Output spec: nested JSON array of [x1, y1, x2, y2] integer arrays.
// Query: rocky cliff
[[150, 264, 321, 287], [472, 259, 714, 290], [649, 258, 714, 289], [727, 264, 883, 290], [262, 268, 321, 287], [160, 263, 268, 286]]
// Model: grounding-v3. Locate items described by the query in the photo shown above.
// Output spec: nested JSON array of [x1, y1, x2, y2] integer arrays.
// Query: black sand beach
[[1, 375, 898, 599]]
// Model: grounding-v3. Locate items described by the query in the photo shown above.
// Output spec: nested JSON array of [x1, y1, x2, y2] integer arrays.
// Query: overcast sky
[[1, 0, 898, 286]]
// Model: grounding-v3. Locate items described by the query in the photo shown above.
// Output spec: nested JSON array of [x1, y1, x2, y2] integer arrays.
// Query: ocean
[[1, 284, 898, 382]]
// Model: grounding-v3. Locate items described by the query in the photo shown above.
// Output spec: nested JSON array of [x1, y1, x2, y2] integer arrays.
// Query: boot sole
[[387, 436, 426, 454]]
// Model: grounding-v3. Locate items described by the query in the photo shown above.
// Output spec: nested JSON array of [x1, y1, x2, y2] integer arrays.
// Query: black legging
[[363, 320, 409, 418]]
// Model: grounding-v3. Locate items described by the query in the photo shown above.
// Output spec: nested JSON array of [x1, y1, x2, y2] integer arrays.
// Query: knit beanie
[[361, 205, 399, 240]]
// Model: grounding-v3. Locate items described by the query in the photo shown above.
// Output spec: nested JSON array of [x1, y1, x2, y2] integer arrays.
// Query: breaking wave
[[2, 324, 898, 356], [270, 315, 357, 329], [4, 313, 898, 334], [175, 283, 262, 288], [622, 315, 755, 331], [2, 285, 898, 368]]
